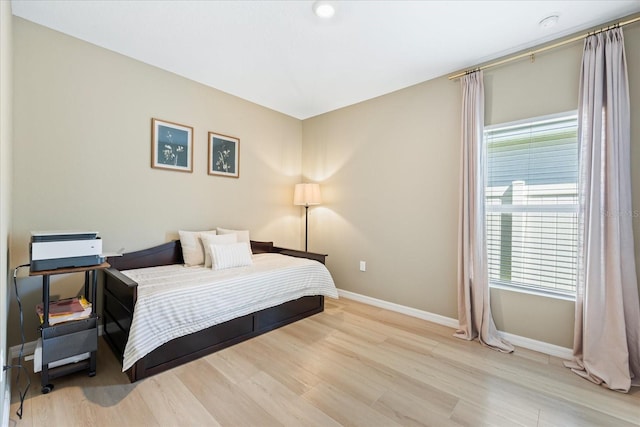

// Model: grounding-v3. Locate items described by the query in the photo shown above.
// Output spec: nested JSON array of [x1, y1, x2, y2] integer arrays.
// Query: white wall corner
[[1, 377, 9, 427], [337, 289, 572, 359]]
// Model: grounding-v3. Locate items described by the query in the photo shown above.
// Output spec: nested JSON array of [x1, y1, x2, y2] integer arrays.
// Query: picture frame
[[151, 118, 193, 172], [208, 132, 240, 178]]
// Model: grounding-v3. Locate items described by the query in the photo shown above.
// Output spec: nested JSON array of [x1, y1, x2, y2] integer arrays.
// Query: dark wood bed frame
[[102, 240, 327, 382]]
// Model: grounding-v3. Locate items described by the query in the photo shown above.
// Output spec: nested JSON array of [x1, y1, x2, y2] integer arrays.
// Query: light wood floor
[[9, 297, 640, 426]]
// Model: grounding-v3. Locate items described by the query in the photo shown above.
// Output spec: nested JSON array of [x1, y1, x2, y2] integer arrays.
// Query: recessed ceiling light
[[313, 1, 335, 19], [539, 15, 560, 29]]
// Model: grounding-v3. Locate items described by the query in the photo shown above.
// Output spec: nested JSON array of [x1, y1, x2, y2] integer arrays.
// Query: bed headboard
[[106, 240, 275, 271], [107, 240, 184, 270]]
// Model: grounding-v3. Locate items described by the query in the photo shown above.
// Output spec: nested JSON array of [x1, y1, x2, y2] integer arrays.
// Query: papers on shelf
[[36, 296, 92, 325]]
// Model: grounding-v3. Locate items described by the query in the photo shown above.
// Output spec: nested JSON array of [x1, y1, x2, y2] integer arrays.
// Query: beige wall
[[9, 18, 304, 345], [302, 78, 460, 318], [302, 23, 640, 348], [1, 0, 13, 418]]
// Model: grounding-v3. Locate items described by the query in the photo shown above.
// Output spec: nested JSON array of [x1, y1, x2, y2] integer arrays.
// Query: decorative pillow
[[250, 240, 273, 254], [201, 233, 237, 268], [178, 230, 217, 266], [216, 227, 250, 244], [210, 242, 253, 271]]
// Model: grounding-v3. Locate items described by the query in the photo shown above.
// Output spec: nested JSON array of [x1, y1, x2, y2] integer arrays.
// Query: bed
[[102, 240, 337, 382]]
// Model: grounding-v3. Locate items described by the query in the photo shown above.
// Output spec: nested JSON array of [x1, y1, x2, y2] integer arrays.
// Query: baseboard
[[8, 340, 37, 361], [498, 331, 573, 359], [337, 288, 573, 360], [338, 289, 459, 328], [9, 324, 104, 360]]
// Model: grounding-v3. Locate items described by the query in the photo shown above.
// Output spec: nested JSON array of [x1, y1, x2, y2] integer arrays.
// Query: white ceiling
[[11, 0, 640, 119]]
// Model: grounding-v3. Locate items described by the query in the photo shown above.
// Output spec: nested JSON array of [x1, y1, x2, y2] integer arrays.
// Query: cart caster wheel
[[88, 371, 96, 377], [41, 384, 54, 394]]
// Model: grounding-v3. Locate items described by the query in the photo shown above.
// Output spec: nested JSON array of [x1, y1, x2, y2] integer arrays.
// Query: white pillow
[[179, 230, 217, 266], [201, 233, 237, 268], [210, 242, 253, 270], [216, 227, 250, 244]]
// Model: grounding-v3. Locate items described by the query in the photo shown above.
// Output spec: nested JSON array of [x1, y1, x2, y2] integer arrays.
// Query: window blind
[[485, 113, 578, 296]]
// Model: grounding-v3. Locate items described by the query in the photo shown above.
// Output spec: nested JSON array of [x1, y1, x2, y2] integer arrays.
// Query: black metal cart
[[30, 262, 109, 393]]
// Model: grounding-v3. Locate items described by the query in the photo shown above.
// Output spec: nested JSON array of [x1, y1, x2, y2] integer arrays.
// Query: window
[[485, 112, 578, 297]]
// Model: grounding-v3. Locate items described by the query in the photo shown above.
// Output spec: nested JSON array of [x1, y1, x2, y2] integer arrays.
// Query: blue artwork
[[212, 137, 236, 174], [208, 132, 239, 178], [157, 125, 189, 167]]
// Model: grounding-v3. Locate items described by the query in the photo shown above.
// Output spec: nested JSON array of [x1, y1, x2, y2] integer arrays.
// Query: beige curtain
[[565, 27, 640, 392], [455, 71, 513, 353]]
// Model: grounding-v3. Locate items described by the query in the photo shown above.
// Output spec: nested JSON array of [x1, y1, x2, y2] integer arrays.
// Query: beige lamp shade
[[293, 183, 322, 206]]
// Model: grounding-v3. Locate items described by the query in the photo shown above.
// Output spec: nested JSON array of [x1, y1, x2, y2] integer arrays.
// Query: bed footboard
[[102, 267, 137, 364]]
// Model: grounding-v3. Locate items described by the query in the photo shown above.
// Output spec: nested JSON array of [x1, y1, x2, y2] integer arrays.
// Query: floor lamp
[[294, 183, 322, 252]]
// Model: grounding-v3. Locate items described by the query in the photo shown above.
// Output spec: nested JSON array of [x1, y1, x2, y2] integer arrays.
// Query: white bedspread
[[121, 253, 338, 371]]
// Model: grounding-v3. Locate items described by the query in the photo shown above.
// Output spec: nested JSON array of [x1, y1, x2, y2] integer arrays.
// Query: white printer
[[30, 231, 104, 272]]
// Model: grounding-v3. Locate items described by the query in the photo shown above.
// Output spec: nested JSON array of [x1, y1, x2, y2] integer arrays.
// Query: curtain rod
[[448, 14, 640, 80]]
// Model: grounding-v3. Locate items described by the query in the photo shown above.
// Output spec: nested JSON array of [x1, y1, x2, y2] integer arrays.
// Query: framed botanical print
[[208, 132, 240, 178], [151, 118, 193, 172]]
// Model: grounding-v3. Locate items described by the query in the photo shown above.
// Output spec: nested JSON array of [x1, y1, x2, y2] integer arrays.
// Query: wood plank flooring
[[9, 297, 640, 426]]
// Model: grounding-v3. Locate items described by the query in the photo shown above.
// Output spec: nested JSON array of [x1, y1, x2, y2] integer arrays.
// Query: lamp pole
[[304, 204, 309, 252], [294, 183, 321, 253]]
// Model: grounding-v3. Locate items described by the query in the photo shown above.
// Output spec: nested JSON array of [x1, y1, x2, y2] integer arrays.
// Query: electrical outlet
[[359, 261, 366, 272]]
